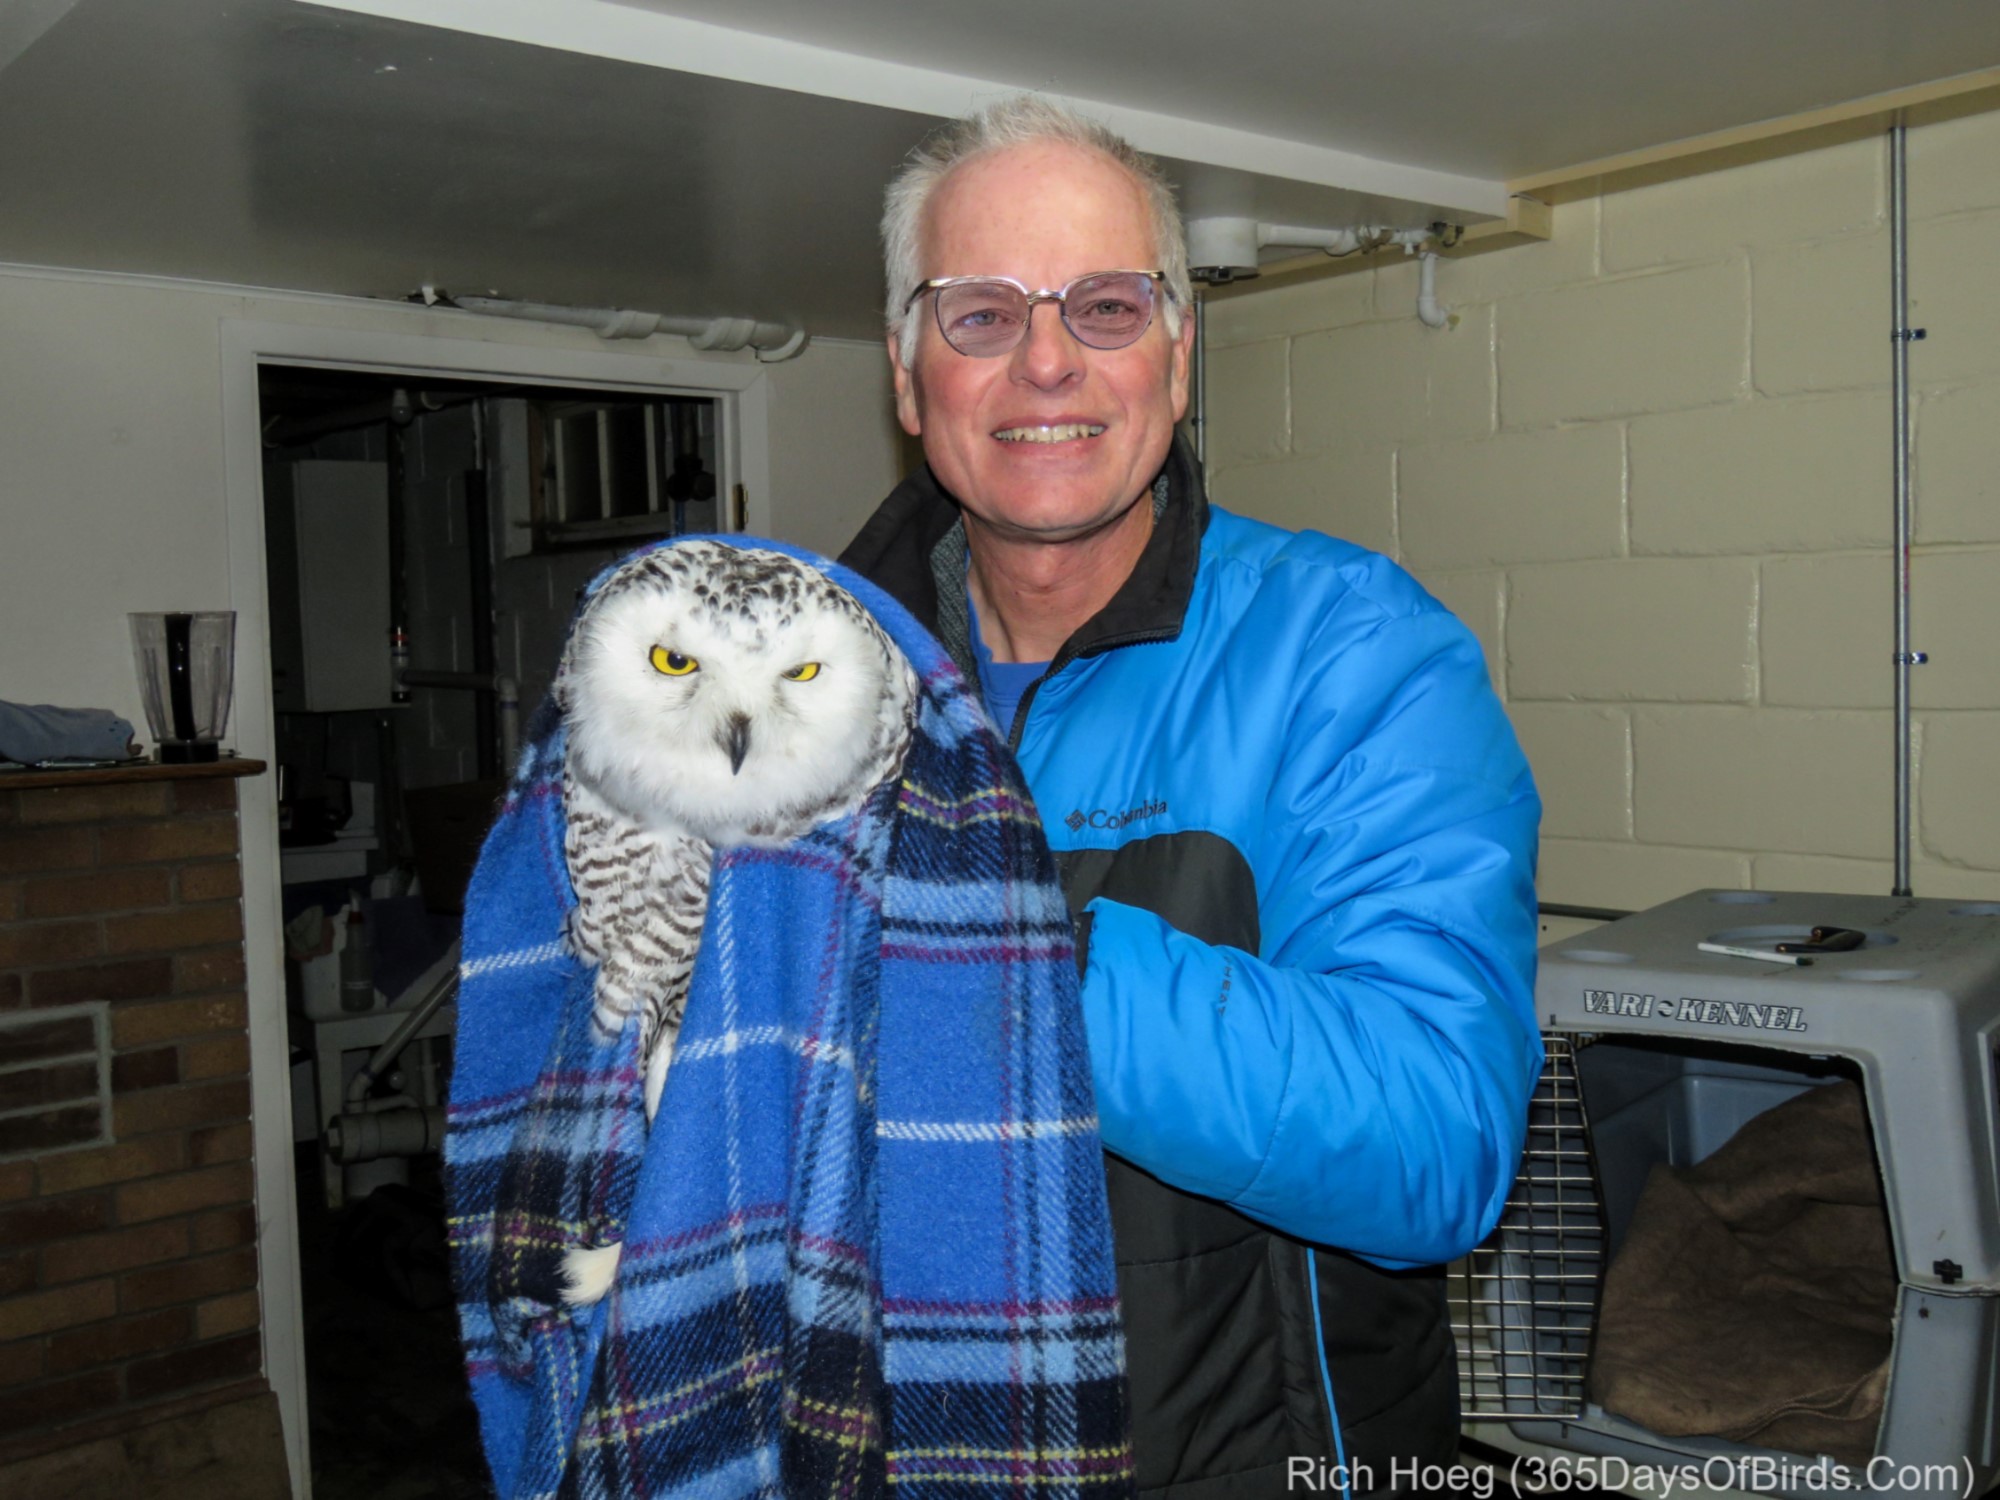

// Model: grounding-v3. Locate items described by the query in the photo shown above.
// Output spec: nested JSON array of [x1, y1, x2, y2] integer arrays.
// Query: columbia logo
[[1065, 799, 1167, 834]]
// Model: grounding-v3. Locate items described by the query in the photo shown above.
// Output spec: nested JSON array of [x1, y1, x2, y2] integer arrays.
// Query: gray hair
[[882, 95, 1191, 366]]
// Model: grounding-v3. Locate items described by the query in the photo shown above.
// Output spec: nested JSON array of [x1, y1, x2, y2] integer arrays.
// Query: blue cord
[[1306, 1250, 1352, 1500]]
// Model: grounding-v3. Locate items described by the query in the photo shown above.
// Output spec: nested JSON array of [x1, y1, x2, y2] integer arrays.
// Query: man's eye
[[953, 307, 1017, 332]]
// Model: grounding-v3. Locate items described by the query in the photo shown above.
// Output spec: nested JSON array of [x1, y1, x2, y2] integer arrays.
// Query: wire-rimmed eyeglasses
[[903, 269, 1169, 358]]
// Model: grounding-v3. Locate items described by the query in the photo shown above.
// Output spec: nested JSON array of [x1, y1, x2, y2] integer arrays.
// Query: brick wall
[[0, 769, 264, 1453], [1202, 106, 2000, 911]]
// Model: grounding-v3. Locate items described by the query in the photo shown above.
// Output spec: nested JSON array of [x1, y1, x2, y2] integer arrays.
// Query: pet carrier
[[1452, 889, 2000, 1499]]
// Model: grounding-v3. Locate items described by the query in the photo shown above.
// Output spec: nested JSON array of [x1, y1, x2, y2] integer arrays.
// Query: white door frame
[[220, 317, 773, 1498]]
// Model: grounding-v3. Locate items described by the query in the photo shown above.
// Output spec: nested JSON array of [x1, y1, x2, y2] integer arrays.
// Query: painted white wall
[[0, 267, 899, 735], [765, 336, 904, 561], [1202, 107, 2000, 912]]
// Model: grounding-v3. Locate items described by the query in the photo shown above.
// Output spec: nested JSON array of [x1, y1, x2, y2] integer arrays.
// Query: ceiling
[[1, 0, 1997, 342]]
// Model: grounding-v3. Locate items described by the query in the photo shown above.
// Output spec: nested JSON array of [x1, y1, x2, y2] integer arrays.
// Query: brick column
[[0, 761, 275, 1471]]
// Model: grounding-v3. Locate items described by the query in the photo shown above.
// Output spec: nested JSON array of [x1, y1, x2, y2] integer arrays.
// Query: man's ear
[[1168, 306, 1195, 423], [887, 335, 922, 437]]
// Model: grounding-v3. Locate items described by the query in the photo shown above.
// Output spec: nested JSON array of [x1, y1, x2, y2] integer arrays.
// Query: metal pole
[[1193, 292, 1208, 473], [1889, 119, 1924, 898]]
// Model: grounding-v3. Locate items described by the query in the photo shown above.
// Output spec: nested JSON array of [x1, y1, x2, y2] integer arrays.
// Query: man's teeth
[[993, 424, 1106, 443]]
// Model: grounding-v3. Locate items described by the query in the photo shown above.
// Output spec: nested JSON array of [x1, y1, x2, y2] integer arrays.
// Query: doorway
[[261, 360, 746, 1499], [221, 318, 773, 1498]]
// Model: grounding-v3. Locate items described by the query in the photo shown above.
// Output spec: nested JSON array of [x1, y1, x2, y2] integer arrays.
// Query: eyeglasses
[[903, 269, 1169, 358]]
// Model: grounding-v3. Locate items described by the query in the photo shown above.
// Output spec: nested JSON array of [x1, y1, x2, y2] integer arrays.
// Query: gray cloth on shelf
[[1588, 1079, 1895, 1468], [0, 701, 137, 764]]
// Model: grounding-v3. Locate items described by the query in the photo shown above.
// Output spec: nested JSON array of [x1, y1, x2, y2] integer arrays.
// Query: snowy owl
[[555, 540, 918, 1303]]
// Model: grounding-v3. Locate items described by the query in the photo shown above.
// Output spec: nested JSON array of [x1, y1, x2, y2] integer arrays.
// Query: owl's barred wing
[[561, 771, 711, 1064], [871, 611, 920, 781]]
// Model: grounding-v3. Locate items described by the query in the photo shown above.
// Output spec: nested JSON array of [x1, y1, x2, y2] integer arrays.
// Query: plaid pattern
[[446, 539, 1134, 1500]]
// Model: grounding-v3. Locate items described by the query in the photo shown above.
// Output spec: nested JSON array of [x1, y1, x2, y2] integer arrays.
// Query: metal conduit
[[1192, 293, 1208, 472], [1889, 121, 1927, 898]]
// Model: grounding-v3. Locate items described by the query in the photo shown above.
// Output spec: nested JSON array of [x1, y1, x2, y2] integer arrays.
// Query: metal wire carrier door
[[1450, 1032, 1606, 1418]]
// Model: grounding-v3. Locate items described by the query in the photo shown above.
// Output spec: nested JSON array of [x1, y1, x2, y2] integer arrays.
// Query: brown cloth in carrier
[[1587, 1080, 1895, 1467]]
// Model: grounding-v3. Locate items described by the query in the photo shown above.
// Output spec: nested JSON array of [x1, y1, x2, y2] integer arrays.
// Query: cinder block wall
[[1202, 108, 2000, 911]]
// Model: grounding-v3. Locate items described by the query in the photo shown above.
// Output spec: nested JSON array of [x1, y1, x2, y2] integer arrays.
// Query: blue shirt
[[967, 590, 1047, 741]]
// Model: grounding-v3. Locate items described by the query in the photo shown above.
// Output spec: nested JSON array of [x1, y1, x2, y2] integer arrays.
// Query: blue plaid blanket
[[446, 538, 1134, 1500]]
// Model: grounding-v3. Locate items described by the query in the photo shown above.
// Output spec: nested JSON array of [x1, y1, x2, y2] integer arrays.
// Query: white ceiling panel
[[0, 0, 1994, 344], [606, 0, 2000, 180]]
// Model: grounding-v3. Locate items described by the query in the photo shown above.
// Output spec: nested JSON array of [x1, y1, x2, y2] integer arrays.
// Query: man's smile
[[991, 423, 1107, 443]]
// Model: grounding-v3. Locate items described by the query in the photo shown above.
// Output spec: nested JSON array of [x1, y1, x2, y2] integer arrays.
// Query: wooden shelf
[[0, 756, 267, 792]]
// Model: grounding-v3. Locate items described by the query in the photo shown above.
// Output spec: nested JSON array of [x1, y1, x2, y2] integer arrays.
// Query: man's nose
[[1010, 301, 1085, 387]]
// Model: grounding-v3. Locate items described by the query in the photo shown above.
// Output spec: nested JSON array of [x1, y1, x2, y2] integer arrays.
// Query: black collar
[[838, 431, 1209, 685]]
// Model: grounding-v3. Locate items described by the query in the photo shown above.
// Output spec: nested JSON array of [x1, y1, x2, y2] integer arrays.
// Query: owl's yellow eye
[[781, 662, 821, 682], [650, 646, 698, 676]]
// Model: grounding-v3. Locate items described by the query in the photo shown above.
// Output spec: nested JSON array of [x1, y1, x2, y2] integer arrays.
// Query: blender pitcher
[[129, 612, 236, 762]]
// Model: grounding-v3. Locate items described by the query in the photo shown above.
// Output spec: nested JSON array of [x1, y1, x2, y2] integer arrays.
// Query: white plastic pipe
[[325, 1104, 447, 1163], [1259, 223, 1378, 256], [1378, 231, 1453, 330], [1416, 251, 1451, 329], [1186, 216, 1389, 282], [452, 295, 808, 360]]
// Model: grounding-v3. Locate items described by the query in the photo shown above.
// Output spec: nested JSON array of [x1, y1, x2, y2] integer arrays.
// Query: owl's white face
[[561, 544, 913, 847]]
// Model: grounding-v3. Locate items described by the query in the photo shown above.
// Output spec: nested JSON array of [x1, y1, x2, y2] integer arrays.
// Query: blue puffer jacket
[[844, 435, 1542, 1498], [1045, 510, 1542, 1268]]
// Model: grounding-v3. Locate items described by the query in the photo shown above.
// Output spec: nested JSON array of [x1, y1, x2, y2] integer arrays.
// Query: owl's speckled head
[[558, 542, 916, 847]]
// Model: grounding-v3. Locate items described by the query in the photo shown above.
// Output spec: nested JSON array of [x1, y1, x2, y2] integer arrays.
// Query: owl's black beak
[[721, 713, 751, 775]]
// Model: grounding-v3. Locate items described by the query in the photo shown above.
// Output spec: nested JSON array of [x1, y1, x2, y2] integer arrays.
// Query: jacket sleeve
[[1077, 606, 1542, 1267]]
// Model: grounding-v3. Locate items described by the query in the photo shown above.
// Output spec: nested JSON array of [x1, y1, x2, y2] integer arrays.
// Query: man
[[841, 96, 1542, 1499]]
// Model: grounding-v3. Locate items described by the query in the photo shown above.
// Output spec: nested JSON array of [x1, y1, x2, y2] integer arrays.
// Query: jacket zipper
[[1004, 625, 1180, 752], [1306, 1247, 1353, 1500]]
